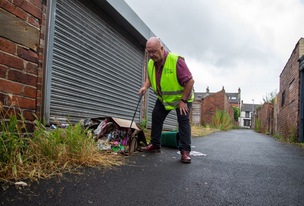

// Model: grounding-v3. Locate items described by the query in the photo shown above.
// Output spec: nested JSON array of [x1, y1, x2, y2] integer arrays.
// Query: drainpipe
[[299, 55, 304, 142]]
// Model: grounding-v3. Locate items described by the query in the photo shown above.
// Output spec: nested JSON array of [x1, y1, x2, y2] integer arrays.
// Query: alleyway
[[1, 129, 304, 206]]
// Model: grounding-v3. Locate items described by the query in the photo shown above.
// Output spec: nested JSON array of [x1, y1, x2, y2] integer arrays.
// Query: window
[[289, 78, 295, 91], [281, 90, 285, 107], [245, 111, 250, 118], [244, 119, 251, 126]]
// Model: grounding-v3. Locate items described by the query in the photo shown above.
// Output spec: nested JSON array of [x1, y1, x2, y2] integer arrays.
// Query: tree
[[233, 106, 240, 122]]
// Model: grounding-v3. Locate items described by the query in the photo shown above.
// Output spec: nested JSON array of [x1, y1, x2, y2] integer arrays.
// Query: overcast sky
[[124, 0, 304, 104]]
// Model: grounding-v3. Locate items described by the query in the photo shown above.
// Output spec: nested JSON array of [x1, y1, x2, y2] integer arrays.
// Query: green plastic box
[[161, 131, 179, 149]]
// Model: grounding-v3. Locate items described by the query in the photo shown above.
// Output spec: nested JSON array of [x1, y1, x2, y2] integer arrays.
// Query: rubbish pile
[[82, 116, 147, 155]]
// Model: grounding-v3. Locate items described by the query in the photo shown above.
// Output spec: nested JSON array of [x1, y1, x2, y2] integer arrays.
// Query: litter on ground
[[177, 151, 207, 157], [82, 116, 147, 155]]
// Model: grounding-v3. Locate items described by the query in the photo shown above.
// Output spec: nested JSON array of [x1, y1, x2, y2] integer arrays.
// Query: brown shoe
[[140, 144, 161, 153], [180, 151, 191, 163]]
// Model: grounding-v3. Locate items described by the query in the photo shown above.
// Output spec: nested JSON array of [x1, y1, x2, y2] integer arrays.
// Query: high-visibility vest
[[148, 53, 194, 110]]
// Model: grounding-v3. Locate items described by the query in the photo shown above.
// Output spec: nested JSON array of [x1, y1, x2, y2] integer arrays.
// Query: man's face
[[146, 43, 163, 62]]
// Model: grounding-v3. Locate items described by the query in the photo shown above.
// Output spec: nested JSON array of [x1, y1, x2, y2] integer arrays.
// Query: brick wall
[[256, 103, 274, 134], [277, 40, 302, 139], [201, 89, 234, 125], [273, 96, 279, 134], [0, 0, 46, 131]]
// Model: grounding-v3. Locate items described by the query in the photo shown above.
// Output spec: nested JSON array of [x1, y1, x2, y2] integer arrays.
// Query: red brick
[[0, 93, 8, 105], [36, 106, 43, 119], [29, 0, 42, 8], [17, 46, 39, 63], [201, 89, 234, 125], [1, 107, 21, 119], [0, 79, 23, 94], [22, 109, 35, 121], [8, 70, 37, 86], [37, 68, 43, 76], [38, 46, 44, 54], [13, 0, 42, 19], [0, 37, 16, 54], [24, 86, 36, 98], [38, 61, 43, 68], [0, 65, 7, 78], [36, 88, 41, 98], [256, 103, 274, 134], [38, 53, 44, 61], [39, 32, 45, 41], [25, 122, 35, 132], [27, 15, 40, 28], [0, 1, 27, 20], [25, 62, 38, 75], [1, 0, 46, 125], [37, 74, 42, 83], [11, 96, 36, 110], [40, 17, 46, 27], [36, 81, 42, 90], [36, 92, 41, 106], [277, 40, 301, 139], [0, 52, 24, 70]]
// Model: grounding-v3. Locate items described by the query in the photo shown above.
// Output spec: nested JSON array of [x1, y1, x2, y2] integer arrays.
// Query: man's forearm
[[182, 78, 194, 100], [144, 78, 151, 89]]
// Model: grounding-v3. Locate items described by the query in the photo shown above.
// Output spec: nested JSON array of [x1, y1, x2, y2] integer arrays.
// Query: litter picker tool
[[128, 94, 143, 154]]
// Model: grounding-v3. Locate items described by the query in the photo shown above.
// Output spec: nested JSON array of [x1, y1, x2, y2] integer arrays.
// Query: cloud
[[124, 0, 304, 103]]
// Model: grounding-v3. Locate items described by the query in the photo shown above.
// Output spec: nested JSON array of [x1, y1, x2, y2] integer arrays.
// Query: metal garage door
[[44, 0, 177, 130], [45, 0, 144, 125]]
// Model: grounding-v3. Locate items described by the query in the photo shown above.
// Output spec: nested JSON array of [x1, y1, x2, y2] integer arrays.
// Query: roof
[[194, 91, 240, 104], [241, 104, 261, 112], [226, 93, 240, 104], [194, 92, 208, 101]]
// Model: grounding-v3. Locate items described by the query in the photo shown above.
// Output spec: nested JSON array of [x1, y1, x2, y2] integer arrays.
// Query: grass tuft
[[0, 102, 124, 183], [211, 110, 234, 131]]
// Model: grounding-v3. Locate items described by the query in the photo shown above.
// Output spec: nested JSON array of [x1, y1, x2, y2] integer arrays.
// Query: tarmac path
[[1, 129, 304, 206]]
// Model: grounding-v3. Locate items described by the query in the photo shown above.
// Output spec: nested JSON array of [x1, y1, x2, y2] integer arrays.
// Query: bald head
[[146, 37, 162, 48], [146, 37, 164, 62]]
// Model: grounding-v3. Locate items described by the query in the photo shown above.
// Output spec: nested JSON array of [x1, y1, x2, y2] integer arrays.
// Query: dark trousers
[[150, 99, 192, 151]]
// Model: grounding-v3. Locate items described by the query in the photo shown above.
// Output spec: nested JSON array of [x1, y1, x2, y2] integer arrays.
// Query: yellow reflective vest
[[148, 53, 194, 110]]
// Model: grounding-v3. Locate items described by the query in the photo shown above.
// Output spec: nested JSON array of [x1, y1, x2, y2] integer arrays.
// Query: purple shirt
[[154, 50, 193, 89]]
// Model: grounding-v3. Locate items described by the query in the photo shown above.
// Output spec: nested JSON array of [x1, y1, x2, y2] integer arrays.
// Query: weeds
[[255, 118, 262, 133], [140, 118, 147, 130], [211, 110, 234, 131], [0, 102, 124, 183]]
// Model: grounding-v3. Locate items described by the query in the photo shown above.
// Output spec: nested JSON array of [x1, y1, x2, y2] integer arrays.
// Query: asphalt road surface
[[1, 129, 304, 206]]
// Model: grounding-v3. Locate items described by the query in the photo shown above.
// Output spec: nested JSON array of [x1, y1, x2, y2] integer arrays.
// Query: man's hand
[[138, 86, 147, 95], [138, 78, 151, 95], [179, 101, 189, 115]]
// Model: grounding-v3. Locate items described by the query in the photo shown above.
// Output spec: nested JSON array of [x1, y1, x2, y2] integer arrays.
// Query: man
[[138, 37, 195, 163]]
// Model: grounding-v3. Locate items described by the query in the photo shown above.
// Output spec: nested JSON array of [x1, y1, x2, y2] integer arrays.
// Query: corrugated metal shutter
[[48, 0, 144, 124], [46, 0, 177, 129], [192, 101, 201, 124]]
